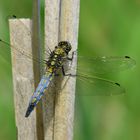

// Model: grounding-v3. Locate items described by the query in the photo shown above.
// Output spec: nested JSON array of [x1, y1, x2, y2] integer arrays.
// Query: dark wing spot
[[125, 56, 130, 59], [12, 15, 17, 18], [115, 82, 120, 86]]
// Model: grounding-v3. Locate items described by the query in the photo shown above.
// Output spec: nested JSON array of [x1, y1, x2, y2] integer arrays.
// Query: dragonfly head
[[58, 41, 72, 54]]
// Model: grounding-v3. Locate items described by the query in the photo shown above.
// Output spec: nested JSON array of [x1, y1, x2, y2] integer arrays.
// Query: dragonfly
[[0, 19, 136, 117]]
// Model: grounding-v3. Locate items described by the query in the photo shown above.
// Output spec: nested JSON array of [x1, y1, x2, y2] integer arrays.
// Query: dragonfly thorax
[[46, 41, 72, 73], [58, 41, 72, 54]]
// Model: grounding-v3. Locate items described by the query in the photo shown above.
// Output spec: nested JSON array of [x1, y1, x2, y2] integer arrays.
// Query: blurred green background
[[0, 0, 139, 140]]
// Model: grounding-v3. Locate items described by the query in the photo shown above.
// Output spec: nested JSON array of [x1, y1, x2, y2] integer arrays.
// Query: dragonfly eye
[[58, 41, 72, 53]]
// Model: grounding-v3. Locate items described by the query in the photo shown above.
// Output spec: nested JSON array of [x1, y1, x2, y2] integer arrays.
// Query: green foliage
[[75, 1, 139, 140]]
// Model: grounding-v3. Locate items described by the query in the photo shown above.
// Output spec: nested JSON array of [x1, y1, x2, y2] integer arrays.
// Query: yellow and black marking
[[46, 41, 72, 75]]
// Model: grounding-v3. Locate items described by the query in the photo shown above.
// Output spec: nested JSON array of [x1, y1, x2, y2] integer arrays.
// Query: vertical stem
[[54, 0, 80, 140], [9, 19, 37, 140]]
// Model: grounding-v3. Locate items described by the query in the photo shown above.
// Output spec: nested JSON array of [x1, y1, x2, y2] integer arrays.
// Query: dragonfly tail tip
[[25, 110, 30, 118], [25, 104, 34, 118]]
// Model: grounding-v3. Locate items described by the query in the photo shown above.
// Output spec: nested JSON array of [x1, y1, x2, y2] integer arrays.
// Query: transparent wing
[[0, 16, 136, 98], [0, 39, 47, 65], [1, 39, 135, 76], [1, 16, 136, 74], [76, 74, 125, 96], [0, 16, 51, 66], [76, 55, 136, 75], [62, 54, 135, 96]]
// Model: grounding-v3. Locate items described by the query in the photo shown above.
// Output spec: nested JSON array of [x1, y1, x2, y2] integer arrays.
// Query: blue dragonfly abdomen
[[25, 72, 54, 117]]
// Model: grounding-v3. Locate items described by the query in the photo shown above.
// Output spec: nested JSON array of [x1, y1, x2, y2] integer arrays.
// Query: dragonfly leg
[[56, 66, 77, 93], [62, 66, 70, 76], [62, 66, 76, 77], [67, 50, 77, 61]]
